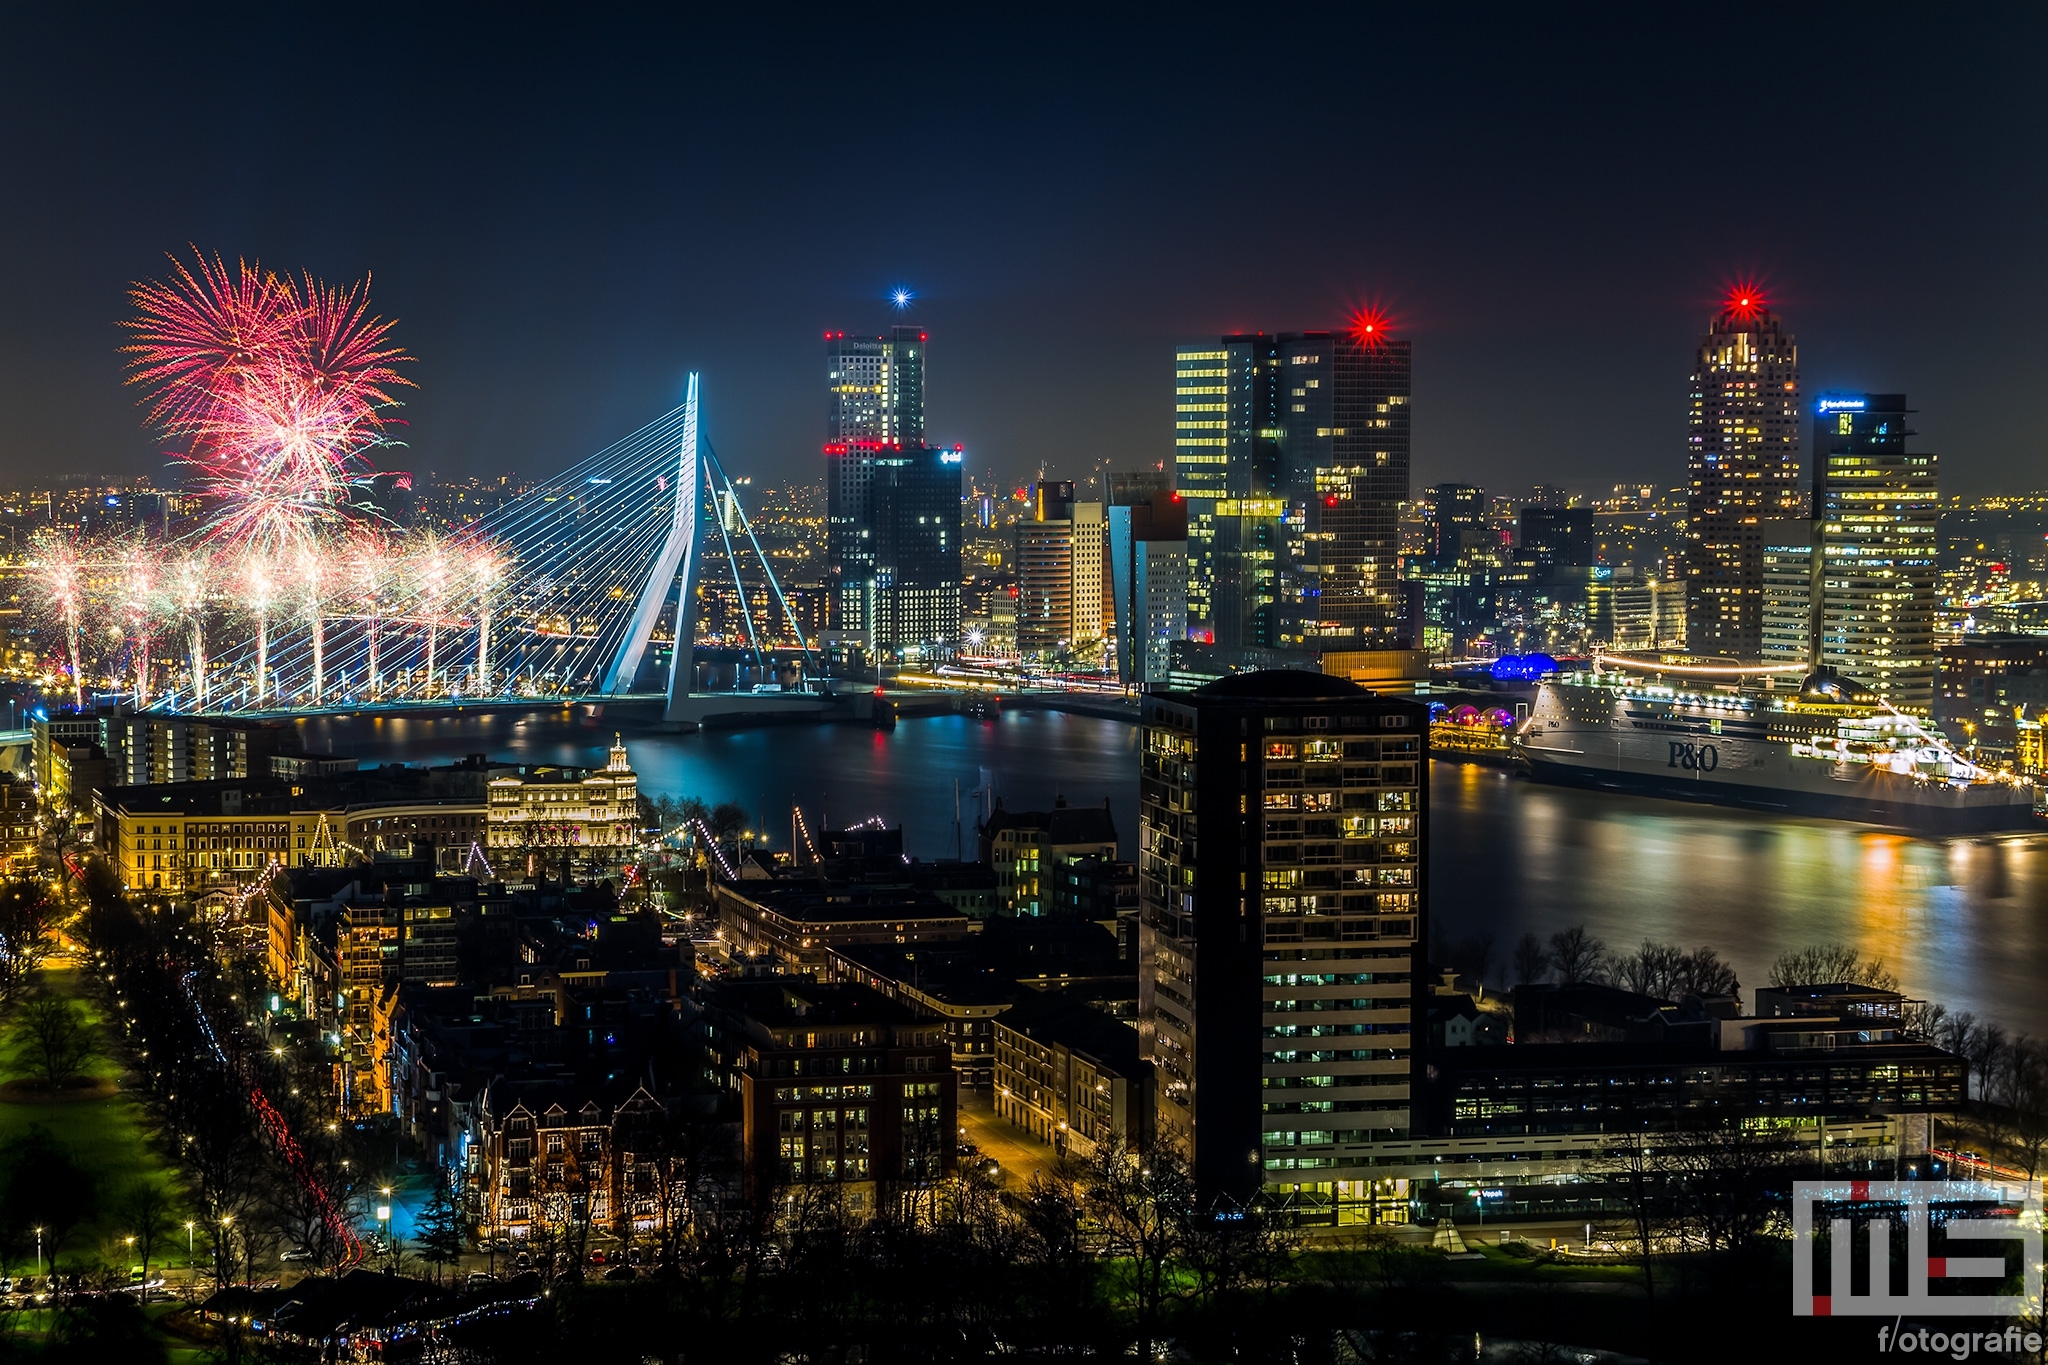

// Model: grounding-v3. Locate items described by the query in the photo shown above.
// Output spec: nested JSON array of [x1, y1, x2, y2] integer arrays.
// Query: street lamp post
[[186, 1221, 195, 1289], [34, 1227, 42, 1278]]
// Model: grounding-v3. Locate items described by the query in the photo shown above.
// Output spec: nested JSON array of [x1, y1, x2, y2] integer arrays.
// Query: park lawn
[[0, 962, 196, 1279]]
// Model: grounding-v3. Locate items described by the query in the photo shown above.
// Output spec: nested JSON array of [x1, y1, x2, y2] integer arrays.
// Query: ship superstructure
[[1515, 655, 2034, 831]]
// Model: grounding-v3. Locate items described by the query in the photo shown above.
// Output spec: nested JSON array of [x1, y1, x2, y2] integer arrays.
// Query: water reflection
[[1430, 762, 2048, 1036], [295, 706, 1142, 866], [294, 708, 2048, 1037]]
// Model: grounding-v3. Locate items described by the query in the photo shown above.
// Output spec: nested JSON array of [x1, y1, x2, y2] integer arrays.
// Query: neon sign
[[1817, 397, 1866, 414]]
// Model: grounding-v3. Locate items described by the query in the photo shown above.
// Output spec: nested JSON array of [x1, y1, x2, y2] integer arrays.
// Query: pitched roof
[[979, 796, 1117, 846]]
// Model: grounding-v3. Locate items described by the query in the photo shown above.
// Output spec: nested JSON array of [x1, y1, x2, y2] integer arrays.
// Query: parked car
[[586, 1250, 607, 1266], [603, 1264, 637, 1281], [465, 1272, 496, 1291], [513, 1252, 533, 1270], [281, 1248, 314, 1262]]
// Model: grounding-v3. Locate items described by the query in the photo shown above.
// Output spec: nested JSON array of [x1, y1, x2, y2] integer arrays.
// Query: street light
[[186, 1221, 195, 1281], [33, 1227, 42, 1276]]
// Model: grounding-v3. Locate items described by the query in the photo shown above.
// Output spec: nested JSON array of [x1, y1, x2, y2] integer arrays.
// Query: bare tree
[[1613, 940, 1685, 999], [1904, 999, 1949, 1042], [1673, 945, 1740, 1000], [1666, 1117, 1798, 1260], [1999, 1038, 2048, 1185], [118, 1181, 175, 1282], [1971, 1024, 2011, 1104], [1084, 1135, 1192, 1361], [1512, 932, 1551, 986], [1768, 943, 1898, 991], [17, 993, 95, 1089], [1548, 926, 1608, 986], [1600, 1129, 1672, 1309], [1613, 941, 1741, 1002], [1443, 929, 1498, 999], [0, 881, 54, 1003]]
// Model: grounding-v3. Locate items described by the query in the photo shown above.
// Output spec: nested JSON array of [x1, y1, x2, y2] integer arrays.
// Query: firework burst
[[124, 249, 414, 559]]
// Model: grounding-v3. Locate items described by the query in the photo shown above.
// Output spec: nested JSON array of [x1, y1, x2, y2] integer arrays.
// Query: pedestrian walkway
[[956, 1089, 1061, 1191]]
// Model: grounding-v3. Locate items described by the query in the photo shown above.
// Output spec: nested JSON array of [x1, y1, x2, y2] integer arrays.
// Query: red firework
[[123, 249, 413, 553], [121, 251, 295, 434]]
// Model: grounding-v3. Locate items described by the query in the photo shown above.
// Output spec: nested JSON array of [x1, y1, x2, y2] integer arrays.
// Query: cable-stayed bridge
[[135, 374, 829, 723]]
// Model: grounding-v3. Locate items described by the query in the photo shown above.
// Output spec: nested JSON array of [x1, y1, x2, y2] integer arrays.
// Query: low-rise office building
[[1427, 1036, 1967, 1138]]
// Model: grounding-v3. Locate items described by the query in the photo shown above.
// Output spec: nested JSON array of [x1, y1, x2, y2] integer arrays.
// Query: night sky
[[3, 7, 2042, 498]]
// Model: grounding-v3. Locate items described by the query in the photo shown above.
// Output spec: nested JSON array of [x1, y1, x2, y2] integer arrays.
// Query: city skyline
[[5, 13, 2048, 1360], [1, 10, 2044, 499]]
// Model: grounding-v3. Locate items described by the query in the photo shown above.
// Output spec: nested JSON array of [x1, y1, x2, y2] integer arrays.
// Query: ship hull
[[1520, 747, 2036, 832], [1520, 681, 2038, 833]]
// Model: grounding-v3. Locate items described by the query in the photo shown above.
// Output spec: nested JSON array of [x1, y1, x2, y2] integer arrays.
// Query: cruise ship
[[1515, 656, 2037, 832]]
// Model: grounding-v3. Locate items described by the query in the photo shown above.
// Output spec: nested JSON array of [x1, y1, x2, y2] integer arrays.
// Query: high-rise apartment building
[[1016, 482, 1077, 657], [1072, 500, 1108, 653], [1012, 482, 1107, 660], [1684, 295, 1803, 658], [1809, 393, 1939, 712], [1138, 671, 1426, 1205]]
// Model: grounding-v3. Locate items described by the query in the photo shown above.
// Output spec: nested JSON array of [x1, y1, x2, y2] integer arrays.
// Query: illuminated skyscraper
[[1809, 393, 1939, 712], [1138, 671, 1426, 1205], [826, 326, 931, 640], [870, 445, 963, 660], [1423, 483, 1485, 567], [1684, 293, 1803, 658], [828, 325, 925, 446], [1174, 343, 1232, 641], [1276, 325, 1412, 651], [1108, 485, 1188, 688], [1177, 323, 1411, 656], [1013, 482, 1105, 659]]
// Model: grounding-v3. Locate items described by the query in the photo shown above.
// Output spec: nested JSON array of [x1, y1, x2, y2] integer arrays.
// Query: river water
[[294, 705, 2048, 1038]]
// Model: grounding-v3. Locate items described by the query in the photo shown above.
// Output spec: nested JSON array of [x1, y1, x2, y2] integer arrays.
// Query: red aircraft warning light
[[1347, 306, 1392, 347], [1723, 283, 1767, 322]]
